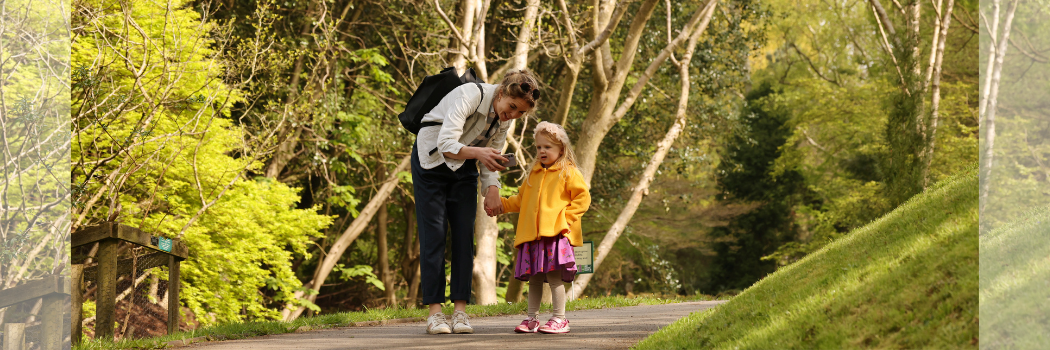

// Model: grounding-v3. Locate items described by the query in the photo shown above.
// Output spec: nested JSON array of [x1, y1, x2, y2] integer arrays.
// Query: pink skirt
[[513, 234, 577, 283]]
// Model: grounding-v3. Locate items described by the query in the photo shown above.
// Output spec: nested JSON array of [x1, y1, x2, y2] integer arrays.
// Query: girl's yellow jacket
[[500, 162, 591, 248]]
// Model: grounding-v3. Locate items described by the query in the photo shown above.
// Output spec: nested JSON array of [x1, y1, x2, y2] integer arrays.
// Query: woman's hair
[[497, 69, 542, 109], [524, 121, 584, 188]]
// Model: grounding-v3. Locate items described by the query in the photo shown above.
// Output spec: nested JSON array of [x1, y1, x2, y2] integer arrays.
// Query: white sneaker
[[426, 313, 452, 334], [450, 311, 474, 334]]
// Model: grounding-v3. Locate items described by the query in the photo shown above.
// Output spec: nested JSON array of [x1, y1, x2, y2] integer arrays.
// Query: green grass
[[74, 293, 712, 349], [980, 203, 1050, 349], [634, 167, 979, 349]]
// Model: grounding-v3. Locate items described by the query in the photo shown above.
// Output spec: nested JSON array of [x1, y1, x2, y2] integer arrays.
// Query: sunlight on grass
[[981, 245, 1050, 302], [728, 216, 970, 349], [634, 167, 979, 349], [980, 205, 1050, 349]]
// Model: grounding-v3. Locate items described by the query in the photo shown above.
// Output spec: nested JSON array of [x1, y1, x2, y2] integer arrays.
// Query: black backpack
[[398, 67, 485, 134]]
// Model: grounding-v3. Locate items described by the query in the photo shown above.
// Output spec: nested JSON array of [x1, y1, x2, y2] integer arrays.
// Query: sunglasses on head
[[511, 82, 541, 101]]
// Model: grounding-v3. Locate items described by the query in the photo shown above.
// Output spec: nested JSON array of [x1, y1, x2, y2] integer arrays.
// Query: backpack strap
[[428, 83, 487, 156]]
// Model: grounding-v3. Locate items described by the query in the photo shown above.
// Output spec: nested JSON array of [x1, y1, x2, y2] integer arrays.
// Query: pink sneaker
[[538, 317, 570, 334], [514, 317, 540, 333]]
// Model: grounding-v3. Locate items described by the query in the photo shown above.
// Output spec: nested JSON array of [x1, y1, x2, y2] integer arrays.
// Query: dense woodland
[[56, 0, 1040, 333]]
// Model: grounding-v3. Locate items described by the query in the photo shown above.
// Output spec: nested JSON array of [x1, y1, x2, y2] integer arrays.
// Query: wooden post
[[71, 264, 84, 346], [72, 223, 189, 339], [41, 293, 65, 350], [3, 323, 25, 350], [167, 255, 180, 335], [0, 275, 70, 349], [95, 239, 118, 340]]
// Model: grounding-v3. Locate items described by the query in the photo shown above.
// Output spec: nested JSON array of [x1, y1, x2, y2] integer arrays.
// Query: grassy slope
[[635, 168, 979, 349], [980, 202, 1050, 348]]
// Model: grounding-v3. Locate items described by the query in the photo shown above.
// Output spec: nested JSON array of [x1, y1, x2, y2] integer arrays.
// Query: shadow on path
[[184, 301, 725, 350]]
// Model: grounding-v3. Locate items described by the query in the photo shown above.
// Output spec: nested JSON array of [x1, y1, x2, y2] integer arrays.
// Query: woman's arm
[[443, 147, 506, 172], [435, 85, 506, 171], [435, 85, 482, 157], [483, 185, 504, 216], [442, 147, 479, 159], [478, 121, 511, 181]]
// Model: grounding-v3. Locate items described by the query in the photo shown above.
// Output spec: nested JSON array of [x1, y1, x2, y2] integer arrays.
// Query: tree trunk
[[266, 2, 323, 179], [573, 4, 709, 295], [376, 167, 396, 306], [472, 194, 501, 305], [265, 127, 302, 178], [555, 63, 580, 126], [409, 264, 421, 307], [979, 0, 1018, 231], [906, 0, 922, 77], [282, 155, 411, 321], [921, 0, 954, 187], [474, 0, 492, 82], [400, 192, 420, 308], [575, 0, 661, 183], [472, 0, 538, 305], [450, 0, 477, 74], [923, 0, 943, 91], [979, 0, 1000, 118], [573, 0, 712, 183], [511, 0, 540, 69]]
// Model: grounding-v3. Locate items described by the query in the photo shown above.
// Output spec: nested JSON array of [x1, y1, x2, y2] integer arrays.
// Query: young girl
[[495, 121, 590, 334]]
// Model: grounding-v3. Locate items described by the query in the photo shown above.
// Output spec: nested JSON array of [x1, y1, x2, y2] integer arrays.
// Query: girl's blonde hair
[[524, 121, 584, 187]]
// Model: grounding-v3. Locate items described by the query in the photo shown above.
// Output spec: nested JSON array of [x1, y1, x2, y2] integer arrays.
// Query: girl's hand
[[474, 147, 508, 172], [484, 186, 503, 216]]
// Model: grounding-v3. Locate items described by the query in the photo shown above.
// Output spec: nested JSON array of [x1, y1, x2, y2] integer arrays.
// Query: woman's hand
[[484, 186, 503, 216], [473, 147, 508, 172]]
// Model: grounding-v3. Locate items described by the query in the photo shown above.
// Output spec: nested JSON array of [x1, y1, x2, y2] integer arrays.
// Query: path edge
[[166, 317, 424, 348]]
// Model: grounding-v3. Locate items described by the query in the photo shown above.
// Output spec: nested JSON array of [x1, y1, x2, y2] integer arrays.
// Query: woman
[[412, 69, 542, 334]]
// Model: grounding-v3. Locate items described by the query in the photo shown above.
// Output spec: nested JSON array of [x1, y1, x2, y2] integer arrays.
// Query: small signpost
[[569, 241, 594, 301], [71, 222, 189, 344], [573, 241, 594, 274]]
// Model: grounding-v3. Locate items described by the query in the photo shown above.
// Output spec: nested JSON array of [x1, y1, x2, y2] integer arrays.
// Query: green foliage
[[635, 167, 978, 349], [749, 0, 979, 267], [327, 185, 362, 218], [335, 264, 384, 290], [72, 0, 332, 326], [0, 0, 71, 285], [579, 0, 769, 297], [979, 0, 1050, 233], [591, 0, 768, 206], [707, 82, 805, 292], [882, 22, 926, 206], [158, 179, 331, 325]]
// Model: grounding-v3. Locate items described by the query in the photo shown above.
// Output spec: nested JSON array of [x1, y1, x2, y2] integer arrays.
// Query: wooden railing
[[0, 275, 69, 350], [71, 222, 189, 345]]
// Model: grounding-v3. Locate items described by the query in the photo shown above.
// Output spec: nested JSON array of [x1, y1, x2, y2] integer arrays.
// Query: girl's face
[[535, 134, 563, 167], [494, 92, 532, 122]]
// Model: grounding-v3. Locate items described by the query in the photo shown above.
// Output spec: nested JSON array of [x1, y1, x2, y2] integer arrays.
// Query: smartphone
[[500, 153, 517, 168]]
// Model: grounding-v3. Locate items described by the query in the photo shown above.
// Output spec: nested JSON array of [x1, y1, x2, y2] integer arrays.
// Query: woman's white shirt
[[416, 83, 510, 195]]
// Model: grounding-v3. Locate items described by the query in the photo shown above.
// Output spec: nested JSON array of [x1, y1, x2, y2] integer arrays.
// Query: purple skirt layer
[[514, 234, 577, 283]]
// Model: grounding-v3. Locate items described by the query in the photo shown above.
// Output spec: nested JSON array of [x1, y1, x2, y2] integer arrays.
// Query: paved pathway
[[184, 300, 725, 349]]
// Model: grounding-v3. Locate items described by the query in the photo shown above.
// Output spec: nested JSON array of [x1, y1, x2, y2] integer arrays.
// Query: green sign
[[157, 237, 173, 252], [574, 241, 593, 274]]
